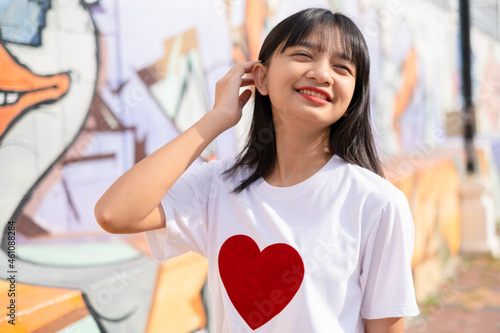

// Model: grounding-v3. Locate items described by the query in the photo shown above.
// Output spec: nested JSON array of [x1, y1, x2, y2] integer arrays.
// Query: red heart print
[[218, 235, 304, 330]]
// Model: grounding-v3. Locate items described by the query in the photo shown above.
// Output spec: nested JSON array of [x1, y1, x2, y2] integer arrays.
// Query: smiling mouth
[[297, 89, 330, 101], [296, 89, 331, 104]]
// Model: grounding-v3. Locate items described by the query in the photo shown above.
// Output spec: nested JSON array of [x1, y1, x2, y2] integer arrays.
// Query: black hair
[[225, 8, 384, 193]]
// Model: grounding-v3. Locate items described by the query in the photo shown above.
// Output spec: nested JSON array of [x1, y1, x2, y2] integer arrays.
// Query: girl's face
[[256, 28, 357, 132]]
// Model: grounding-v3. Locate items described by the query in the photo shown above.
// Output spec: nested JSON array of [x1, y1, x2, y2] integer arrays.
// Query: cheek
[[266, 74, 295, 103], [339, 78, 356, 103], [348, 85, 356, 103]]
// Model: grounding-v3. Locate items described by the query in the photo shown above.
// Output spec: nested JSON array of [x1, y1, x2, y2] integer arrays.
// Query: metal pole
[[460, 0, 476, 174]]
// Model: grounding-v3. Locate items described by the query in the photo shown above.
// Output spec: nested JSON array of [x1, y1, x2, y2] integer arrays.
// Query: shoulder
[[189, 158, 253, 185], [203, 158, 246, 176], [187, 158, 234, 175], [332, 155, 407, 209], [333, 158, 414, 246], [203, 158, 234, 172]]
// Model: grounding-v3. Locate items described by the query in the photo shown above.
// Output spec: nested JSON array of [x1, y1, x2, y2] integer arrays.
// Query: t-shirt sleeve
[[359, 190, 420, 319], [146, 160, 217, 262]]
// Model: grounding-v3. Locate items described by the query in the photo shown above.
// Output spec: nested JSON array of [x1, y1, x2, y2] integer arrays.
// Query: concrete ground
[[405, 255, 500, 333]]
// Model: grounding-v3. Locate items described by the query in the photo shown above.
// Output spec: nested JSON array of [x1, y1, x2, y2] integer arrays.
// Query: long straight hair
[[225, 8, 384, 193]]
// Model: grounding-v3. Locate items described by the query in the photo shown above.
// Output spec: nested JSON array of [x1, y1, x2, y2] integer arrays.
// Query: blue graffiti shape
[[0, 0, 52, 46]]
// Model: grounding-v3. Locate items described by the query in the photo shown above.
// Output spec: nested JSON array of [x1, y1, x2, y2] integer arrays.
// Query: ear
[[252, 62, 269, 96]]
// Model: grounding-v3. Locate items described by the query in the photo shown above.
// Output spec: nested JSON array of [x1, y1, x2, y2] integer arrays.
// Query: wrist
[[196, 110, 232, 142], [207, 107, 239, 131]]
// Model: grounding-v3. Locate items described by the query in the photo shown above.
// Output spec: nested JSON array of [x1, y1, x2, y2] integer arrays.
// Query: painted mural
[[1, 0, 499, 332]]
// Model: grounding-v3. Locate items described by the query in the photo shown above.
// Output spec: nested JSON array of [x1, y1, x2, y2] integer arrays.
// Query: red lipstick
[[296, 86, 332, 105]]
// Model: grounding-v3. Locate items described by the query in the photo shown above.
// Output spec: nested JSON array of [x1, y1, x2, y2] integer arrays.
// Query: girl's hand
[[212, 61, 260, 129]]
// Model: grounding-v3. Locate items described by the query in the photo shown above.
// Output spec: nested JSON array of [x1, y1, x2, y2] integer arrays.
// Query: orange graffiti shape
[[0, 43, 70, 136]]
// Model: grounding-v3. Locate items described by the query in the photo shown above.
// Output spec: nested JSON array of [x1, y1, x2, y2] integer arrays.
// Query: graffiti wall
[[0, 0, 499, 331]]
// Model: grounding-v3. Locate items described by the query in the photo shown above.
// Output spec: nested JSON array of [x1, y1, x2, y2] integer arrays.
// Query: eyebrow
[[291, 41, 353, 63]]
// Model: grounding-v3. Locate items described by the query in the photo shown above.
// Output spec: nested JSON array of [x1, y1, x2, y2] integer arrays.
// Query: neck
[[266, 121, 332, 187]]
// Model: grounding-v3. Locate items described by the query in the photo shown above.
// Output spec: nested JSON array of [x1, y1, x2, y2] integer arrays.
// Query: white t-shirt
[[146, 155, 419, 332]]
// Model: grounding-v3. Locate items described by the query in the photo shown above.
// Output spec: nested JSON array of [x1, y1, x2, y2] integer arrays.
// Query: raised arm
[[94, 61, 257, 234]]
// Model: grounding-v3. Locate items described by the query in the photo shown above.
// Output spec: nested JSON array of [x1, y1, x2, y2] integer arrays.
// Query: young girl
[[95, 8, 419, 332]]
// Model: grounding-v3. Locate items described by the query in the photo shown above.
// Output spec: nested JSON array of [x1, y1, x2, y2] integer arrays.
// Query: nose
[[305, 59, 334, 85]]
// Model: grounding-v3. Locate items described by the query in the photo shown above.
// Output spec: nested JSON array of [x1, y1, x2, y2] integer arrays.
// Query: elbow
[[94, 202, 122, 234]]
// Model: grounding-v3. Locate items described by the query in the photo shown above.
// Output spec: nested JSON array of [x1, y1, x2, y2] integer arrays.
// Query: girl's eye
[[293, 52, 312, 59], [333, 65, 352, 75]]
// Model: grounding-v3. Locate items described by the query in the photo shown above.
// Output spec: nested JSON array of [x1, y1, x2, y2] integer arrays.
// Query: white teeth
[[298, 89, 328, 101], [0, 91, 20, 106], [6, 92, 19, 105]]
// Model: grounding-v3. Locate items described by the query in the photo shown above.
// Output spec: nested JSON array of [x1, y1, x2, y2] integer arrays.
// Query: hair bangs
[[276, 12, 366, 69]]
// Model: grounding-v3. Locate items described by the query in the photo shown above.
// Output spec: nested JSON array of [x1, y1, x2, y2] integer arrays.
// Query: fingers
[[238, 89, 253, 109], [240, 60, 261, 72], [240, 76, 254, 87], [230, 60, 261, 76], [213, 61, 258, 114]]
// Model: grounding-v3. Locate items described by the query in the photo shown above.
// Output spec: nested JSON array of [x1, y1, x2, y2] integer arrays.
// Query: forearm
[[94, 110, 229, 233]]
